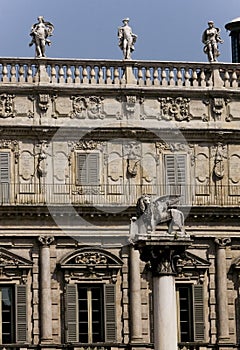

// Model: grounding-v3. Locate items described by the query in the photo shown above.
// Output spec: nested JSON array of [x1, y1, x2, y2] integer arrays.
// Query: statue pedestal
[[134, 236, 192, 350]]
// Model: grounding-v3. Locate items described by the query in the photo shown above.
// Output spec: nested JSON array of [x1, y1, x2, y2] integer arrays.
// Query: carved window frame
[[59, 247, 123, 344]]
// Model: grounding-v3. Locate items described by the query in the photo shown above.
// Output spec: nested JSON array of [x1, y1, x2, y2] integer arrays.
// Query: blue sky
[[0, 0, 239, 62]]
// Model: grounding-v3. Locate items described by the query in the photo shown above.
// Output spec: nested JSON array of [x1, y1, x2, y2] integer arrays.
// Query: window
[[0, 152, 10, 203], [76, 153, 100, 186], [65, 284, 116, 343], [164, 154, 187, 202], [0, 285, 27, 344], [176, 284, 205, 343]]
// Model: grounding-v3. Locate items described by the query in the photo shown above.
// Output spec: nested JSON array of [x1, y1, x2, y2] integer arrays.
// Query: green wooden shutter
[[76, 153, 99, 185], [15, 285, 27, 343], [104, 284, 116, 342], [0, 152, 10, 203], [88, 153, 99, 184], [193, 284, 205, 342], [66, 284, 79, 343], [165, 154, 176, 186], [165, 154, 187, 200]]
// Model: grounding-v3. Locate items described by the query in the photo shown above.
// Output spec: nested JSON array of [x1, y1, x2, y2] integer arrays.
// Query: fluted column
[[215, 238, 231, 342], [129, 246, 143, 342], [38, 235, 54, 343]]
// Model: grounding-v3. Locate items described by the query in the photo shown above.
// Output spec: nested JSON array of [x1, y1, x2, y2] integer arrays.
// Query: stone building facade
[[0, 58, 240, 350]]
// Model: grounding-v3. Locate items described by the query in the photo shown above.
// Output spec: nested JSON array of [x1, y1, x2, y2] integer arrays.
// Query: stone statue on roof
[[202, 21, 223, 62], [118, 18, 137, 60], [29, 16, 54, 58]]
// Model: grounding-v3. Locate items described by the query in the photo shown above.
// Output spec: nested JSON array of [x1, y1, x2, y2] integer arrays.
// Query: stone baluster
[[27, 64, 33, 83], [18, 64, 25, 83], [153, 67, 160, 86], [58, 65, 65, 84], [215, 237, 231, 342], [161, 68, 167, 87], [200, 69, 206, 87], [224, 70, 230, 88], [74, 66, 80, 84], [51, 65, 57, 83], [90, 66, 96, 84], [38, 235, 54, 343], [138, 67, 144, 86], [66, 65, 73, 83], [232, 70, 238, 88], [169, 67, 175, 86], [106, 67, 112, 84], [192, 69, 198, 87], [98, 67, 104, 84], [114, 66, 120, 85], [145, 67, 151, 86], [82, 66, 88, 84], [129, 246, 143, 342], [177, 68, 183, 87], [184, 68, 190, 87], [2, 64, 8, 83], [10, 64, 17, 83]]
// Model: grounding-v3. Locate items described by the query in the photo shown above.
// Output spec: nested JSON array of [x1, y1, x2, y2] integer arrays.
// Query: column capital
[[38, 235, 55, 247], [215, 237, 231, 248], [135, 237, 192, 276]]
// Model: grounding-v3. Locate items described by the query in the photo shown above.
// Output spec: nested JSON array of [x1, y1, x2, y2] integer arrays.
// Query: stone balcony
[[0, 57, 239, 88], [0, 184, 239, 208], [0, 57, 239, 132]]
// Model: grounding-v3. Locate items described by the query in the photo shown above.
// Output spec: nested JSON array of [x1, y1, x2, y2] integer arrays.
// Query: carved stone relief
[[14, 96, 34, 118], [123, 141, 141, 177], [195, 147, 210, 195], [227, 101, 240, 122], [229, 145, 240, 195], [19, 150, 35, 182], [212, 142, 227, 180], [38, 94, 50, 112], [69, 96, 105, 119], [0, 94, 16, 118], [125, 95, 137, 116], [53, 151, 69, 184], [159, 97, 191, 121]]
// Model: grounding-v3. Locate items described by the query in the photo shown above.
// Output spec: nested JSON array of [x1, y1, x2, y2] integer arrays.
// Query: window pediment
[[59, 247, 123, 269], [0, 248, 33, 269], [59, 247, 123, 282]]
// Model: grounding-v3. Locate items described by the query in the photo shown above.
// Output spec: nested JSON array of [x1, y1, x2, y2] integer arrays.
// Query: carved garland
[[159, 97, 191, 121]]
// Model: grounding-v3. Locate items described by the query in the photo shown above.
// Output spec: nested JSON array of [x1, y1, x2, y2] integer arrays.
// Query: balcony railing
[[0, 58, 239, 88], [0, 183, 240, 207]]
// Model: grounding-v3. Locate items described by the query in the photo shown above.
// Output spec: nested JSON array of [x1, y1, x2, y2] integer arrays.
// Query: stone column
[[215, 238, 231, 342], [129, 246, 142, 342], [135, 237, 192, 350], [38, 235, 54, 343]]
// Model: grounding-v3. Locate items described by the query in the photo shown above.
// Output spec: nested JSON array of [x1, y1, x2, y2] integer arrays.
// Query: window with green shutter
[[0, 152, 10, 203], [176, 284, 205, 343], [0, 284, 27, 344], [65, 283, 116, 344], [76, 153, 100, 186], [164, 154, 187, 202]]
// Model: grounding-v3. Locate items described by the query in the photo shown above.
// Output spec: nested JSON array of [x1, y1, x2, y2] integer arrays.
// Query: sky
[[0, 0, 239, 62]]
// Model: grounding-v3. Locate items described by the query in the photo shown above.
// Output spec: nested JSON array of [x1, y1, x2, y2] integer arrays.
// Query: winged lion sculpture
[[136, 194, 185, 235]]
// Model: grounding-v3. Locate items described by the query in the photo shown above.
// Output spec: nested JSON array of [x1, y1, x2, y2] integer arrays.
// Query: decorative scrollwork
[[75, 252, 108, 265], [159, 97, 191, 121]]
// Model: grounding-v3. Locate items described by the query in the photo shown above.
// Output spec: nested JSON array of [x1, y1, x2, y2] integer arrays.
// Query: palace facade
[[0, 55, 240, 350]]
